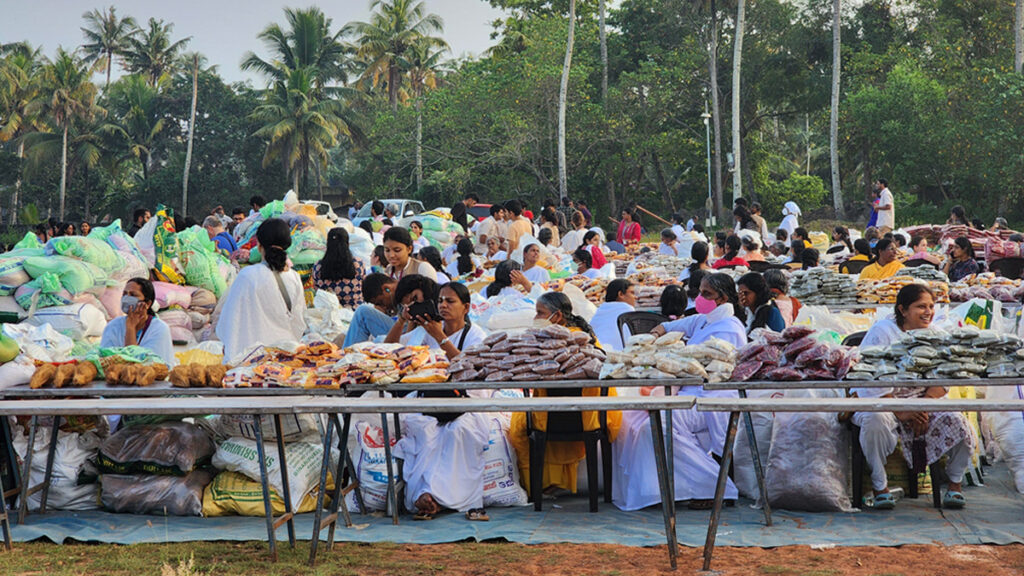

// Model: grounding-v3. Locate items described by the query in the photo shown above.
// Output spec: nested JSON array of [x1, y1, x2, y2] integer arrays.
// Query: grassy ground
[[4, 541, 1024, 576]]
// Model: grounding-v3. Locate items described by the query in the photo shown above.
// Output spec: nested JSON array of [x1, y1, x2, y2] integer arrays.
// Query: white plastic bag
[[132, 215, 159, 267], [765, 388, 853, 512], [346, 420, 398, 513], [212, 436, 337, 511], [25, 302, 107, 339], [2, 322, 74, 362], [481, 415, 529, 507], [732, 390, 780, 501], [12, 426, 101, 511], [981, 385, 1024, 493]]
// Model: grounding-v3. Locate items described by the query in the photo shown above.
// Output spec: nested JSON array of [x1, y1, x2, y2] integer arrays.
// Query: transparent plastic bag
[[101, 470, 213, 516]]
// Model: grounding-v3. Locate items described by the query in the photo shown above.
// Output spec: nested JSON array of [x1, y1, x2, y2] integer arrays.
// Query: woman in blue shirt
[[736, 272, 786, 336]]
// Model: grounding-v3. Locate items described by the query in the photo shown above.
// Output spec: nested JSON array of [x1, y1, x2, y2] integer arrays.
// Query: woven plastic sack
[[202, 470, 327, 516], [151, 204, 185, 285], [13, 427, 101, 511], [14, 275, 73, 310], [153, 281, 194, 309], [177, 226, 228, 297], [0, 248, 43, 296], [97, 421, 215, 476], [46, 235, 125, 276], [212, 436, 337, 511], [101, 470, 213, 516], [23, 255, 106, 295], [14, 232, 42, 250]]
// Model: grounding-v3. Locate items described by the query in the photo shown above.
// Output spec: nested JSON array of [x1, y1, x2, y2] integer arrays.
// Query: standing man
[[462, 193, 479, 210], [203, 216, 238, 255], [212, 205, 232, 228], [576, 200, 593, 227], [874, 179, 895, 235], [249, 195, 266, 215], [476, 204, 504, 248], [504, 199, 533, 252], [128, 208, 151, 236]]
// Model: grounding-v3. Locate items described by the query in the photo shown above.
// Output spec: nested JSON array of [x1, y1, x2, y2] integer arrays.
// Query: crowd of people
[[91, 182, 1014, 521]]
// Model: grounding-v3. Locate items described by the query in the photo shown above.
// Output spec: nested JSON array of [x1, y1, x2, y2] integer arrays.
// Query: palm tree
[[106, 73, 166, 180], [122, 18, 190, 87], [241, 7, 350, 95], [706, 0, 725, 222], [80, 6, 138, 91], [557, 0, 577, 201], [0, 43, 45, 224], [830, 0, 843, 214], [731, 0, 746, 203], [182, 53, 199, 217], [1015, 0, 1022, 74], [599, 0, 608, 102], [347, 0, 447, 112], [28, 48, 102, 220], [251, 65, 355, 195], [399, 40, 446, 191]]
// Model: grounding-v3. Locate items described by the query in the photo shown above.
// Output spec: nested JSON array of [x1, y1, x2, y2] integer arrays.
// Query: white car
[[351, 199, 425, 227]]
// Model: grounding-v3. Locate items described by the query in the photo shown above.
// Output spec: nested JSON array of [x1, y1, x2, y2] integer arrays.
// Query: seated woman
[[800, 247, 820, 270], [658, 229, 679, 257], [313, 227, 365, 309], [393, 282, 493, 521], [508, 292, 622, 497], [859, 238, 904, 280], [343, 273, 397, 347], [572, 248, 603, 280], [712, 235, 748, 270], [659, 284, 688, 320], [444, 238, 479, 279], [484, 236, 508, 263], [100, 277, 175, 366], [384, 226, 437, 281], [216, 218, 306, 362], [737, 272, 785, 335], [839, 239, 873, 274], [764, 269, 800, 327], [370, 245, 387, 274], [540, 208, 561, 247], [678, 241, 712, 283], [942, 237, 980, 282], [946, 205, 969, 227], [853, 284, 974, 510], [613, 273, 745, 511], [589, 279, 637, 352], [521, 241, 551, 284], [485, 259, 531, 298], [409, 220, 430, 252], [828, 226, 853, 255], [418, 246, 451, 284], [582, 230, 608, 270], [740, 234, 765, 262], [905, 236, 939, 266]]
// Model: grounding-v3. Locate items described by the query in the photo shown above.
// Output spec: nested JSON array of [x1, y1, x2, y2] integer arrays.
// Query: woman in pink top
[[616, 209, 642, 245], [909, 236, 941, 266]]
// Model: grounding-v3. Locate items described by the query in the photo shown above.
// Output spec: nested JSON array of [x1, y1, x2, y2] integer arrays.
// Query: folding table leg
[[702, 411, 740, 572], [37, 418, 60, 514], [1, 417, 19, 510], [309, 412, 336, 566], [16, 416, 39, 525], [648, 409, 677, 571], [0, 461, 11, 551], [327, 414, 358, 550], [379, 412, 399, 525], [272, 415, 296, 548], [252, 415, 278, 562], [339, 413, 367, 517], [738, 390, 772, 527], [663, 386, 676, 505]]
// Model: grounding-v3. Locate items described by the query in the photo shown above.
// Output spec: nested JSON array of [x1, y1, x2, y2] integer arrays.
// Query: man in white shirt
[[475, 204, 504, 246], [874, 179, 895, 234], [671, 213, 687, 244]]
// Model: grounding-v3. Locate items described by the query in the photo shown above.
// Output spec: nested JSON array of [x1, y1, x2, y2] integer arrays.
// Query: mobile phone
[[407, 300, 442, 322]]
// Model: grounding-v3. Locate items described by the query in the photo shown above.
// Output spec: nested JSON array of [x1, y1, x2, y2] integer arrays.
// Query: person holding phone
[[100, 277, 174, 366]]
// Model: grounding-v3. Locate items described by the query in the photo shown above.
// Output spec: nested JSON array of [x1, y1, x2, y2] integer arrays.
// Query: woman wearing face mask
[[508, 292, 622, 498], [572, 248, 603, 280], [100, 277, 174, 366], [216, 218, 306, 363], [736, 272, 785, 335], [384, 226, 437, 281], [588, 280, 637, 351], [394, 282, 494, 522], [852, 284, 974, 510], [520, 242, 551, 284], [614, 273, 745, 511]]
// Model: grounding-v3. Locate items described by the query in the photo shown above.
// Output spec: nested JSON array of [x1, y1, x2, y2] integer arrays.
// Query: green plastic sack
[[0, 248, 43, 295], [89, 219, 148, 265], [259, 200, 285, 220], [23, 255, 106, 294], [14, 275, 74, 309], [287, 228, 326, 266], [14, 232, 42, 250], [46, 235, 125, 275], [177, 226, 228, 297]]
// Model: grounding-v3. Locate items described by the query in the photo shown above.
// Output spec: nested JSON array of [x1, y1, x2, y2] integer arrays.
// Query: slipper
[[465, 508, 490, 522], [412, 512, 434, 521], [870, 492, 896, 510], [942, 490, 966, 509]]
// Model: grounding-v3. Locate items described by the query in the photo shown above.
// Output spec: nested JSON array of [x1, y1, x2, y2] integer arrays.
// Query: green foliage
[[759, 172, 829, 219]]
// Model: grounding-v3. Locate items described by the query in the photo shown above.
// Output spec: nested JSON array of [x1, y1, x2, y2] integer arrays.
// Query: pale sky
[[0, 0, 505, 84]]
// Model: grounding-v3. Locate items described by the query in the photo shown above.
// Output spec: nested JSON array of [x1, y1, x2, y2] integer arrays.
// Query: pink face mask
[[695, 295, 718, 315]]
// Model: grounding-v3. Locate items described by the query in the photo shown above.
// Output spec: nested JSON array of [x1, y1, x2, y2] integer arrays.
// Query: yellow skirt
[[508, 387, 622, 496]]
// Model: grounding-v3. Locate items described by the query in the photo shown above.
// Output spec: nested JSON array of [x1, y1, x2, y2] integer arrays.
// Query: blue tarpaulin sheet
[[10, 464, 1024, 547]]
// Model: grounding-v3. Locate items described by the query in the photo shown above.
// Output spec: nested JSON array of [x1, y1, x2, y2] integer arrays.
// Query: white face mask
[[532, 312, 557, 330]]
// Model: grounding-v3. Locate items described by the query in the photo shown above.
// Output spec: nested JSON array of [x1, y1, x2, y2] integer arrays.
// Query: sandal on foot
[[465, 508, 490, 522], [413, 512, 434, 521], [871, 492, 896, 510], [943, 490, 966, 509]]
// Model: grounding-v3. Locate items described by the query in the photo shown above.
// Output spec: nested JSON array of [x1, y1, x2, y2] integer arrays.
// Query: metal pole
[[703, 101, 714, 228]]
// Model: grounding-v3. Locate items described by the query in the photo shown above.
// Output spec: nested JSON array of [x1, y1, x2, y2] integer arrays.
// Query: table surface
[[702, 377, 1024, 390], [696, 396, 1024, 413]]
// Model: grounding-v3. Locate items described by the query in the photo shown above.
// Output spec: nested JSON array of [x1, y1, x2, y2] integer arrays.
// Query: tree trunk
[[652, 152, 676, 214], [302, 134, 310, 195], [830, 0, 843, 215], [11, 141, 23, 225], [182, 54, 198, 218], [83, 166, 91, 222], [731, 0, 745, 205], [1016, 0, 1023, 74], [59, 123, 69, 220], [415, 98, 423, 191], [863, 138, 873, 205], [709, 0, 725, 222], [557, 0, 577, 202], [599, 0, 608, 102], [314, 159, 323, 201], [806, 113, 811, 175], [606, 176, 616, 221], [106, 50, 113, 92], [293, 166, 300, 194], [390, 64, 400, 113]]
